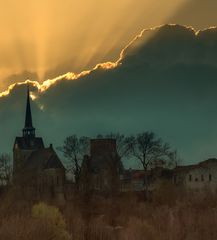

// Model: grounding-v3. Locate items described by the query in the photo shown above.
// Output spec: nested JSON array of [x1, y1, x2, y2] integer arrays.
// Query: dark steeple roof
[[13, 85, 44, 150], [25, 85, 33, 128], [23, 85, 35, 138]]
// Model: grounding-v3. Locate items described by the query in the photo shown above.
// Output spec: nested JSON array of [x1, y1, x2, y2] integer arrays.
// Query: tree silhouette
[[58, 135, 89, 186], [131, 131, 175, 197], [0, 153, 12, 186]]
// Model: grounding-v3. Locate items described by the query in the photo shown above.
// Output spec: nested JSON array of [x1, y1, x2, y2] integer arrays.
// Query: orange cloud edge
[[0, 24, 216, 99]]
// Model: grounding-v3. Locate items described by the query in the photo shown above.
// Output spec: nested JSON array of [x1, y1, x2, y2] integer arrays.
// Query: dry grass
[[0, 187, 217, 240]]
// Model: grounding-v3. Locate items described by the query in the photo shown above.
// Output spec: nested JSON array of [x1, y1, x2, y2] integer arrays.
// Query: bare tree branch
[[130, 131, 176, 198], [57, 135, 89, 185]]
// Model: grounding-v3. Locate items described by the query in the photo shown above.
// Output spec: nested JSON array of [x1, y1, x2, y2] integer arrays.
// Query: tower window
[[209, 174, 212, 181], [189, 175, 192, 181]]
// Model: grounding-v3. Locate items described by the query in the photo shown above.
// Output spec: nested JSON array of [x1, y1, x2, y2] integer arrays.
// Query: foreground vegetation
[[0, 186, 217, 240]]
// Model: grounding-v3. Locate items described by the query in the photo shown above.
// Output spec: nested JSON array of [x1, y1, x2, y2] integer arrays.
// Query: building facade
[[80, 139, 123, 194], [174, 158, 217, 192], [121, 159, 217, 193]]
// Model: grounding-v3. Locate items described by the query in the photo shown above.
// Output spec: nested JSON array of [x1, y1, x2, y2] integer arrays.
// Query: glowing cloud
[[0, 61, 118, 98], [1, 24, 217, 99], [0, 0, 191, 92]]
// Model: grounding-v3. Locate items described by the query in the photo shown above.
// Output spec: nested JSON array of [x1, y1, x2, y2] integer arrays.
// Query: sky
[[1, 0, 217, 90], [1, 0, 217, 166]]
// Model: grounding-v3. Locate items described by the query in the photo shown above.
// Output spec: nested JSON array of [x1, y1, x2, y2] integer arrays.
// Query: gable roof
[[24, 147, 65, 171]]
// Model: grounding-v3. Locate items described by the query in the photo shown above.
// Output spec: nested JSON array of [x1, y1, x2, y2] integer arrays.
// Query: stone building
[[13, 86, 65, 201], [121, 158, 217, 193], [80, 139, 123, 194], [173, 158, 217, 192]]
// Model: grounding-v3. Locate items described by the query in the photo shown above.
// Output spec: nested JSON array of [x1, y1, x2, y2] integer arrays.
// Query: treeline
[[58, 131, 179, 189], [0, 131, 179, 190]]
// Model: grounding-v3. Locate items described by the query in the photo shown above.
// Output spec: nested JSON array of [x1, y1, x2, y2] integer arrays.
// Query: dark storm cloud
[[1, 24, 217, 166], [122, 25, 217, 67]]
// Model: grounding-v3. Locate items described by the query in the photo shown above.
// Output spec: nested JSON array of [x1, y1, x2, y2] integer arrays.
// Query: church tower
[[13, 85, 65, 203], [13, 86, 44, 177]]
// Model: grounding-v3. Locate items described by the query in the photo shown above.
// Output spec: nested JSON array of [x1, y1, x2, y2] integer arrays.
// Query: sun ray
[[0, 23, 212, 99], [0, 0, 191, 93]]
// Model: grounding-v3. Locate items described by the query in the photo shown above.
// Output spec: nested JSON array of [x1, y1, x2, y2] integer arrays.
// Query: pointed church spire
[[23, 85, 35, 138], [25, 85, 33, 128]]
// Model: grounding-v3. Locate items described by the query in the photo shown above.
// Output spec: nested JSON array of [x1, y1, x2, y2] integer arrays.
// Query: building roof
[[22, 85, 36, 138], [199, 158, 217, 166], [174, 158, 217, 173], [24, 86, 34, 129], [123, 167, 173, 182], [24, 147, 65, 171], [14, 86, 44, 150]]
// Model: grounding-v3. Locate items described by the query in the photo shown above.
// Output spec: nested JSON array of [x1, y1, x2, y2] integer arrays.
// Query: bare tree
[[58, 135, 89, 186], [131, 131, 175, 197], [0, 154, 12, 186], [169, 150, 182, 168]]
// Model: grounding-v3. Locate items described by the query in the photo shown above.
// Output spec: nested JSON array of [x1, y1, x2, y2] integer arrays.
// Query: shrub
[[32, 202, 71, 240]]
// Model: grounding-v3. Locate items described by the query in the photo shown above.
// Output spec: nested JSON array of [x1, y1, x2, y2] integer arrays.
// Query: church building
[[13, 86, 65, 200]]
